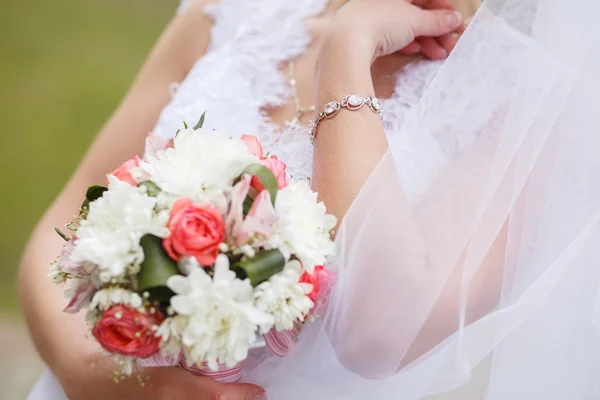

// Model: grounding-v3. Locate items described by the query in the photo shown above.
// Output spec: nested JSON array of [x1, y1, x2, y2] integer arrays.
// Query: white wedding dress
[[29, 0, 600, 398]]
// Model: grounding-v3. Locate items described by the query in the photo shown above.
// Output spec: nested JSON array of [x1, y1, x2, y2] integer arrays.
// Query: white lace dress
[[28, 0, 511, 398]]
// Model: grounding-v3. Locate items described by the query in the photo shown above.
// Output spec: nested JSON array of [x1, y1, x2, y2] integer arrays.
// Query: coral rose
[[92, 305, 163, 358], [163, 197, 225, 266]]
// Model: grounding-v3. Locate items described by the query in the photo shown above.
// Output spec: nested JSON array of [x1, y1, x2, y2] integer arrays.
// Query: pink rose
[[163, 197, 225, 266], [92, 305, 164, 358], [109, 156, 142, 186], [240, 134, 288, 190]]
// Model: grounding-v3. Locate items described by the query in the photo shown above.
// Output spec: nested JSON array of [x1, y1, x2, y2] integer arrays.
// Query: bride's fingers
[[216, 382, 266, 400], [416, 36, 448, 59], [398, 41, 422, 55], [410, 7, 463, 38], [152, 367, 267, 400], [413, 0, 467, 35], [411, 0, 454, 9], [455, 21, 467, 34], [436, 32, 460, 53]]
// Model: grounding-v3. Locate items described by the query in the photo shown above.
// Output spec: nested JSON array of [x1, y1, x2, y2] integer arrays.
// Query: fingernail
[[446, 11, 463, 28], [254, 393, 267, 400]]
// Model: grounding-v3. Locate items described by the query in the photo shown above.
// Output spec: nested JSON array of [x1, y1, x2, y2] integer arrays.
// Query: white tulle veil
[[244, 0, 600, 398]]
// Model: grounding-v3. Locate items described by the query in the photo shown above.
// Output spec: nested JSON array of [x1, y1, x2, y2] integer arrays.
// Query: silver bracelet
[[308, 95, 384, 144]]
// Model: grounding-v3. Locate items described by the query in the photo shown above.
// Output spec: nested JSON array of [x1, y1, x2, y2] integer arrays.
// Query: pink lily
[[226, 175, 278, 246], [64, 278, 96, 314], [237, 190, 278, 246], [144, 133, 173, 160], [240, 134, 288, 190]]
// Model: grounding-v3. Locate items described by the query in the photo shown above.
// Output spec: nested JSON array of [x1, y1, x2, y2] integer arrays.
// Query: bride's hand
[[398, 0, 466, 60], [323, 0, 464, 65], [58, 352, 265, 400]]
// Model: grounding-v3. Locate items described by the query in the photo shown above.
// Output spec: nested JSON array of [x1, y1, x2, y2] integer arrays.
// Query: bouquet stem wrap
[[179, 359, 246, 384], [264, 323, 301, 358], [138, 323, 302, 383]]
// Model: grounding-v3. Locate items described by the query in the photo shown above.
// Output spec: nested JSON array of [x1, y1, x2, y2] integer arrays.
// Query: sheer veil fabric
[[242, 0, 600, 398]]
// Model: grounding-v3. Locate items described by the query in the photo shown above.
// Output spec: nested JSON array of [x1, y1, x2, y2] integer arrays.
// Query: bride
[[20, 0, 600, 398]]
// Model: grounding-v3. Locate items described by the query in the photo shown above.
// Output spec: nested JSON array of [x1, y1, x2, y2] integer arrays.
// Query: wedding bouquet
[[49, 115, 336, 382]]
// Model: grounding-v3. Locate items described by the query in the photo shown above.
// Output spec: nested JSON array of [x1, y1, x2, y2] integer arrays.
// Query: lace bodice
[[154, 0, 514, 201], [154, 0, 442, 186]]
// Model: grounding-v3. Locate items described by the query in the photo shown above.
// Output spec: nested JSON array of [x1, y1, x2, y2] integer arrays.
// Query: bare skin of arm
[[18, 1, 264, 398]]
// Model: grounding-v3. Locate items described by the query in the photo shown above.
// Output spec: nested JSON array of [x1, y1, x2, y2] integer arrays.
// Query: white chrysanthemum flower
[[89, 287, 143, 311], [269, 180, 337, 273], [142, 129, 257, 205], [70, 177, 170, 277], [156, 316, 187, 359], [253, 260, 314, 332], [165, 255, 273, 371]]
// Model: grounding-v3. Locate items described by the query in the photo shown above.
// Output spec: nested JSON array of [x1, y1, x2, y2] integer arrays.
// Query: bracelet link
[[309, 95, 383, 144]]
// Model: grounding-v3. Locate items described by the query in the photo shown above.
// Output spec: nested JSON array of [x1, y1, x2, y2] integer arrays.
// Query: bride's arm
[[18, 2, 263, 398], [312, 0, 463, 229], [311, 0, 507, 375]]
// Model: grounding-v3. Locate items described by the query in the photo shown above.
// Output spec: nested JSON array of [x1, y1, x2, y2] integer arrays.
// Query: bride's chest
[[151, 0, 443, 182], [153, 46, 316, 180], [154, 47, 441, 179]]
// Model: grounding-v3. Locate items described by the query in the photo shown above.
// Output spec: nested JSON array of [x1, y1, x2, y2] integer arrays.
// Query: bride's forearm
[[18, 184, 101, 379], [17, 0, 216, 387], [311, 32, 389, 223]]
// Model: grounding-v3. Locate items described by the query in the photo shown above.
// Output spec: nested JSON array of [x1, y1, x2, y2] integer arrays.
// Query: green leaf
[[241, 164, 278, 205], [138, 234, 179, 302], [193, 111, 207, 130], [145, 287, 176, 304], [242, 195, 254, 216], [54, 227, 70, 242], [86, 185, 108, 202], [138, 180, 162, 197], [82, 185, 107, 209], [232, 249, 286, 286], [183, 121, 188, 129]]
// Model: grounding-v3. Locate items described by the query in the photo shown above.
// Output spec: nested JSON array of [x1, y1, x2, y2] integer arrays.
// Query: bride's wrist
[[315, 30, 375, 107]]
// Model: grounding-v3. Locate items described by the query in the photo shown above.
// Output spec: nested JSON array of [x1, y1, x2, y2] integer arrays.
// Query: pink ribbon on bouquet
[[137, 352, 181, 368], [179, 358, 246, 383], [137, 323, 302, 383], [138, 352, 245, 383], [263, 321, 302, 357]]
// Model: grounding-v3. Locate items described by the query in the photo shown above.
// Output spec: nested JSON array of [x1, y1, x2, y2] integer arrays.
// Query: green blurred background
[[0, 0, 177, 396], [0, 0, 177, 315]]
